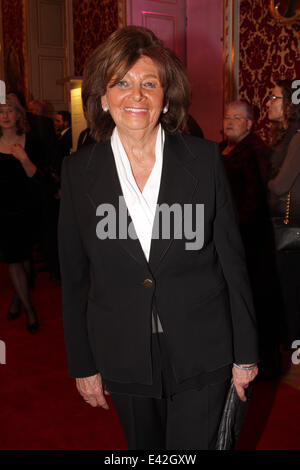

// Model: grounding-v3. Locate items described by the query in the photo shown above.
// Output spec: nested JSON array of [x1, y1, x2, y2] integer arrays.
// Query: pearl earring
[[163, 106, 168, 114], [103, 105, 108, 112]]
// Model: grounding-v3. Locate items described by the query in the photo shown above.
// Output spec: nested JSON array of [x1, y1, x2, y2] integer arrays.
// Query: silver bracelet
[[233, 363, 256, 370]]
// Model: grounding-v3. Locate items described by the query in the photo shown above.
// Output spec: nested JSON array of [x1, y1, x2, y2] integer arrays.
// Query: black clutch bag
[[215, 382, 252, 450], [271, 192, 300, 251]]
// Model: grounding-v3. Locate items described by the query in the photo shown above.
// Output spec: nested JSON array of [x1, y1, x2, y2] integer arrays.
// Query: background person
[[58, 26, 258, 450], [0, 96, 42, 333], [28, 99, 47, 117], [8, 91, 59, 169], [54, 110, 72, 163], [76, 109, 95, 150], [185, 114, 204, 138], [8, 91, 61, 284], [267, 79, 300, 349], [220, 100, 281, 379], [220, 101, 269, 287]]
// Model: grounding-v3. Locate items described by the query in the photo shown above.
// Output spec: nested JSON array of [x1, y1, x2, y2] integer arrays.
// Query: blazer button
[[143, 278, 153, 288]]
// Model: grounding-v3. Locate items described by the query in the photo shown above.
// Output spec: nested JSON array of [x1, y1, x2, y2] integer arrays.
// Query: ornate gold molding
[[0, 0, 4, 80], [118, 0, 127, 27], [223, 0, 240, 109], [269, 0, 300, 24], [22, 0, 30, 101]]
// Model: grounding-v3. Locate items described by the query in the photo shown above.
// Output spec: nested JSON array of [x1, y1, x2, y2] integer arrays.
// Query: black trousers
[[108, 333, 229, 450], [111, 380, 228, 450]]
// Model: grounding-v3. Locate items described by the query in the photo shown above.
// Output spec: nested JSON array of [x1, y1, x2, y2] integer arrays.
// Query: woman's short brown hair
[[82, 26, 191, 142], [0, 94, 28, 136]]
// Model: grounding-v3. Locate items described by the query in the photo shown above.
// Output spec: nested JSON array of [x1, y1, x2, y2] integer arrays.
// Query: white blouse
[[110, 125, 164, 332], [111, 125, 164, 261]]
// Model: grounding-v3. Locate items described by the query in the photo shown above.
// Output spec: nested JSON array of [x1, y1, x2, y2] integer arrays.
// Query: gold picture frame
[[270, 0, 300, 24]]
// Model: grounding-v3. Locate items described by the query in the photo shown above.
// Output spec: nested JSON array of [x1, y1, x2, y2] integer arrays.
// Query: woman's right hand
[[76, 373, 109, 409], [10, 143, 29, 163], [10, 143, 37, 178]]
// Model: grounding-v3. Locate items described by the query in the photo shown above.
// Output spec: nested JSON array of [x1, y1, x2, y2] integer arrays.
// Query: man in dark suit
[[54, 110, 73, 160]]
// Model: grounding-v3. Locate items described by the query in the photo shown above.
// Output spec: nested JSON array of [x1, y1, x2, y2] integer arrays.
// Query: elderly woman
[[220, 101, 269, 287], [220, 101, 281, 380], [58, 26, 258, 450], [267, 79, 300, 349], [0, 96, 41, 333]]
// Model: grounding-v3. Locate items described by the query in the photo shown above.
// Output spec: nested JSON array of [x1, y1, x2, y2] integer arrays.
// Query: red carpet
[[0, 262, 300, 450], [237, 381, 300, 450]]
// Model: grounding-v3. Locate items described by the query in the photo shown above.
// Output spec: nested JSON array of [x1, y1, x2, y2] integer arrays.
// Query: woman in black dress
[[0, 96, 41, 333]]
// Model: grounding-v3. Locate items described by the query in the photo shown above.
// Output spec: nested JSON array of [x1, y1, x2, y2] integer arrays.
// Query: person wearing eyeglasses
[[267, 79, 300, 350], [220, 101, 270, 228], [220, 101, 281, 380], [221, 101, 270, 183]]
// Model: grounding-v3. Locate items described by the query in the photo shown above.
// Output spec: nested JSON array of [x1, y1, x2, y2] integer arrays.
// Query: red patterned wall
[[1, 0, 27, 95], [239, 0, 300, 143], [73, 0, 119, 76]]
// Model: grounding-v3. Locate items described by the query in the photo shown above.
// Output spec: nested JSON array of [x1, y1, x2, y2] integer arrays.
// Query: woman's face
[[267, 85, 284, 122], [101, 56, 164, 137], [0, 105, 18, 131], [223, 104, 252, 143]]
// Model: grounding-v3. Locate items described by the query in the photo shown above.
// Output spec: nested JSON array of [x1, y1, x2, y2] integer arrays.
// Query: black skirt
[[0, 212, 33, 263]]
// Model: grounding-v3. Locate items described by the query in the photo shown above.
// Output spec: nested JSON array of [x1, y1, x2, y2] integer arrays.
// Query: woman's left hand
[[232, 364, 258, 402], [10, 143, 28, 163]]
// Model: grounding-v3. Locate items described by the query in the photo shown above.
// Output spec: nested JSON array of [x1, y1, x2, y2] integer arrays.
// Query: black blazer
[[76, 128, 96, 150], [58, 128, 72, 157], [58, 132, 259, 382]]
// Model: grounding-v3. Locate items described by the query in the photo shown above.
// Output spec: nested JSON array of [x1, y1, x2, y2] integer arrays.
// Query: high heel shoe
[[7, 301, 22, 320], [25, 309, 40, 334], [7, 310, 22, 320]]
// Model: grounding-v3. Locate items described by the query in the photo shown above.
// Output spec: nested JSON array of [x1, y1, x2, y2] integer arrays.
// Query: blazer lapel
[[85, 141, 149, 270], [85, 134, 199, 273], [149, 133, 199, 273]]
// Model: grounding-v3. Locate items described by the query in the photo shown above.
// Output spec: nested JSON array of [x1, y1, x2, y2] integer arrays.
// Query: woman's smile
[[123, 107, 148, 114]]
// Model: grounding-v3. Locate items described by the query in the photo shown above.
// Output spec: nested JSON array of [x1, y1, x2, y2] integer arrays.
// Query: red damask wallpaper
[[239, 0, 300, 143], [1, 0, 27, 95], [73, 0, 119, 76]]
